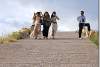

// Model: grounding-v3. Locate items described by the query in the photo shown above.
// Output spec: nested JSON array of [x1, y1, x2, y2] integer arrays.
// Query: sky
[[0, 0, 98, 36]]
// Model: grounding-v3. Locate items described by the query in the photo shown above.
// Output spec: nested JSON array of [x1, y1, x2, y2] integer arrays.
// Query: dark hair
[[36, 12, 41, 16], [81, 11, 84, 15], [44, 11, 50, 19], [53, 11, 56, 14], [44, 12, 49, 16], [51, 11, 56, 18]]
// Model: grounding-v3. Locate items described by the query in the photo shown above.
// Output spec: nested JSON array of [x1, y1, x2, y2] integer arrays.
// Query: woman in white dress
[[49, 11, 59, 39]]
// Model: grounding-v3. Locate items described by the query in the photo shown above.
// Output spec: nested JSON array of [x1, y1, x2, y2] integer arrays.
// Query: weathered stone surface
[[0, 32, 98, 67]]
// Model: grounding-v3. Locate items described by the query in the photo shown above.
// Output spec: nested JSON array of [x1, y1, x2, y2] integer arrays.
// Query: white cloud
[[0, 0, 98, 36]]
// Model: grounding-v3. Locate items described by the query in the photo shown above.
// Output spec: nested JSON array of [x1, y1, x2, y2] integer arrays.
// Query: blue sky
[[0, 0, 98, 36]]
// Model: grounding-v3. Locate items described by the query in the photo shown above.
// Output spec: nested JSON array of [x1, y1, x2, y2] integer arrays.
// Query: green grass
[[89, 32, 99, 47], [0, 28, 31, 44], [0, 36, 17, 44], [8, 31, 22, 40]]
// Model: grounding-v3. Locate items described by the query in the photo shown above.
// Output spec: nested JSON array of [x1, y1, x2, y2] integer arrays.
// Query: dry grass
[[0, 27, 98, 46], [0, 37, 17, 44], [89, 31, 99, 47], [0, 28, 31, 44]]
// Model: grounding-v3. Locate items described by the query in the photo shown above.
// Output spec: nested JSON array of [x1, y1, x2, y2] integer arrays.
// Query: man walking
[[77, 11, 86, 39]]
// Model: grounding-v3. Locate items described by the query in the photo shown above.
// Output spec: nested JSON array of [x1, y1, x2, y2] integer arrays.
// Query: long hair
[[43, 12, 50, 20]]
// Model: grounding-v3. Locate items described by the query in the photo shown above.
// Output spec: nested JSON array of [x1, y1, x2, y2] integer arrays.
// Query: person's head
[[44, 11, 50, 18], [36, 12, 41, 16], [51, 11, 56, 18], [81, 11, 84, 16], [44, 11, 49, 16], [53, 11, 56, 16], [39, 12, 42, 16]]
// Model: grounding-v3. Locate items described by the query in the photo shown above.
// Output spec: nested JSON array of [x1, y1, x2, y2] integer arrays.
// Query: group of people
[[30, 11, 59, 39], [30, 10, 91, 40]]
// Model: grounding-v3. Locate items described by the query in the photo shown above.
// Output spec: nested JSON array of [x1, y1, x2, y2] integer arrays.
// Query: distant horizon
[[0, 27, 98, 36]]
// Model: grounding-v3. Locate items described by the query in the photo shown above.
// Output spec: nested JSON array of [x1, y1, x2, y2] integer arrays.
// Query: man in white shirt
[[77, 11, 86, 39]]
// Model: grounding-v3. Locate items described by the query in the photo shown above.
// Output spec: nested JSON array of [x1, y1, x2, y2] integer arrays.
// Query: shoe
[[38, 38, 41, 40], [46, 37, 48, 39], [34, 37, 37, 39], [43, 36, 46, 39], [79, 38, 82, 39]]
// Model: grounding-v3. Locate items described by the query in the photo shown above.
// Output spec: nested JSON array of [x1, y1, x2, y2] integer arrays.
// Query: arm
[[56, 16, 59, 20], [84, 16, 86, 22], [32, 14, 36, 25], [32, 13, 35, 19]]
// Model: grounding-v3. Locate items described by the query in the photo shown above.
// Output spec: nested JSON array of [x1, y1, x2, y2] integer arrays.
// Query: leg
[[48, 23, 53, 39], [46, 26, 50, 38], [85, 23, 91, 37], [52, 23, 57, 39], [87, 24, 91, 37], [30, 29, 35, 38], [37, 25, 41, 39], [85, 23, 91, 31], [42, 24, 46, 38], [79, 23, 83, 38]]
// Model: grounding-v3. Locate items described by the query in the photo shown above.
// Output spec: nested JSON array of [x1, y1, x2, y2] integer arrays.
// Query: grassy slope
[[89, 32, 99, 47], [0, 29, 99, 47], [0, 28, 31, 44]]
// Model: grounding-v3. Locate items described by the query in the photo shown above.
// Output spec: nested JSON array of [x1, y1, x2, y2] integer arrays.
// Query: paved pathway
[[0, 32, 98, 67]]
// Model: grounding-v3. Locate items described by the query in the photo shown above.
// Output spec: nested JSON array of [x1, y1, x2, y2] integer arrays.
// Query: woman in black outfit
[[42, 12, 51, 39]]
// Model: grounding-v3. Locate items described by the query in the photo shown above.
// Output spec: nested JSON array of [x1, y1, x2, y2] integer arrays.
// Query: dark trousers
[[42, 23, 50, 37], [84, 23, 91, 31], [79, 23, 91, 38]]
